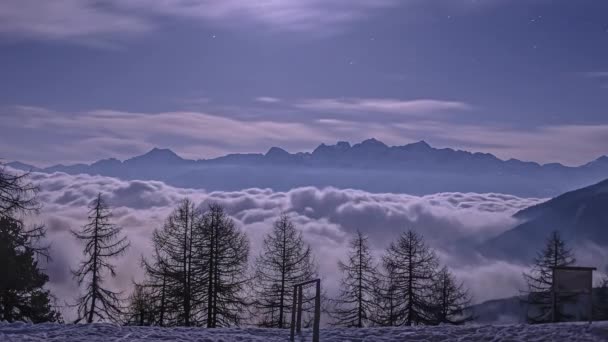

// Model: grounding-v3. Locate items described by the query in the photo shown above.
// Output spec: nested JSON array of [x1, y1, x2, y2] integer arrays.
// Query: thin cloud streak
[[0, 0, 401, 43], [0, 0, 151, 42], [2, 105, 607, 166], [296, 98, 473, 115], [255, 97, 282, 104]]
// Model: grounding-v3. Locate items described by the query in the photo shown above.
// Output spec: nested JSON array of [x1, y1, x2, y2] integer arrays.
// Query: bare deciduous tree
[[143, 201, 249, 328], [145, 199, 204, 326], [0, 166, 39, 218], [200, 203, 250, 328], [330, 231, 378, 328], [72, 193, 130, 323], [252, 214, 317, 328], [429, 266, 473, 325], [378, 230, 438, 326]]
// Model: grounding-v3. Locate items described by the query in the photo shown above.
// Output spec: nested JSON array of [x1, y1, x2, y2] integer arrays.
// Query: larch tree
[[252, 214, 317, 328], [429, 266, 473, 325], [0, 165, 39, 217], [140, 250, 171, 326], [145, 199, 204, 326], [72, 193, 130, 323], [523, 230, 576, 323], [331, 231, 379, 328], [380, 230, 438, 326], [200, 203, 250, 328], [373, 271, 400, 327], [124, 283, 156, 326]]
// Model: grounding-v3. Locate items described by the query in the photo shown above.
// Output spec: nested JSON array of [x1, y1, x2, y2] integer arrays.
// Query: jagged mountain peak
[[358, 137, 387, 147], [265, 146, 290, 157], [126, 147, 185, 164], [403, 140, 432, 150]]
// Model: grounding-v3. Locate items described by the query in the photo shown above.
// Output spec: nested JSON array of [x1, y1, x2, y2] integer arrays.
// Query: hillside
[[480, 178, 608, 262]]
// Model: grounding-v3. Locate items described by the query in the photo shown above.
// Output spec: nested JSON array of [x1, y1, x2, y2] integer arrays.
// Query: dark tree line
[[379, 230, 471, 326], [330, 230, 473, 328]]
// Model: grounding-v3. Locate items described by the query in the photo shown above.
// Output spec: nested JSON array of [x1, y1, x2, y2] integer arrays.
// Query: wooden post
[[297, 284, 303, 333], [589, 274, 593, 324], [313, 280, 321, 342], [551, 269, 556, 323], [290, 285, 298, 341]]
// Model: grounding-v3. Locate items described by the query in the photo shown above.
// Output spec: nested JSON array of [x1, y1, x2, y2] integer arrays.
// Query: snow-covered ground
[[2, 322, 608, 341]]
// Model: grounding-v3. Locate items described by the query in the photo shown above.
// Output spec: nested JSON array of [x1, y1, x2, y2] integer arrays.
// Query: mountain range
[[6, 138, 608, 197]]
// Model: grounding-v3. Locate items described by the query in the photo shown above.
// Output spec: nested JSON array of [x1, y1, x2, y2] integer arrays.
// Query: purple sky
[[1, 0, 608, 166]]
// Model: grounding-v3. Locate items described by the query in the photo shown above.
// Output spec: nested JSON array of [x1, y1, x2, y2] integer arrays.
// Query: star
[[212, 34, 217, 39]]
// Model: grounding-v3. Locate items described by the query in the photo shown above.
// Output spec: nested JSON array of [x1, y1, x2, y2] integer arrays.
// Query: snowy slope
[[2, 322, 608, 341]]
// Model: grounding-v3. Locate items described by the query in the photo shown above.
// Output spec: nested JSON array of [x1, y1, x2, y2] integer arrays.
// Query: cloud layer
[[19, 169, 547, 320]]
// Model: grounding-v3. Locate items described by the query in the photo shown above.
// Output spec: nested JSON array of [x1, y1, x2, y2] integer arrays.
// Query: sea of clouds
[[20, 170, 549, 320]]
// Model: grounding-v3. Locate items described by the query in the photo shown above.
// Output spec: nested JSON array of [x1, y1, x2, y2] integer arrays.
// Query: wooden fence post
[[290, 285, 298, 341]]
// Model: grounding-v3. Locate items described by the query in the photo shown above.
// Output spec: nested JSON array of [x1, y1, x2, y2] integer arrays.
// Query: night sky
[[1, 0, 607, 166]]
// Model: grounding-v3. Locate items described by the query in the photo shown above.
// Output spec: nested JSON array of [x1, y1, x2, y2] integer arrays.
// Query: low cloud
[[255, 97, 281, 104], [20, 170, 545, 320]]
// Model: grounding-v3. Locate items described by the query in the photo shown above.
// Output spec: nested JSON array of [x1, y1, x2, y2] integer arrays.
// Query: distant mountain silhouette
[[481, 178, 608, 262], [5, 139, 608, 197]]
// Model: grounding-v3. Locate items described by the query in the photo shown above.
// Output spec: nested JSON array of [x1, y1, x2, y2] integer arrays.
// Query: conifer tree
[[331, 231, 378, 327], [379, 230, 438, 326], [0, 167, 60, 323], [252, 214, 317, 328], [429, 266, 472, 325], [72, 193, 130, 323], [0, 216, 61, 323], [523, 230, 576, 323]]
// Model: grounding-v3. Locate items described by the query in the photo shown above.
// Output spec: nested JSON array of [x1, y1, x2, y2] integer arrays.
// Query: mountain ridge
[[480, 178, 608, 262], [5, 138, 608, 197]]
